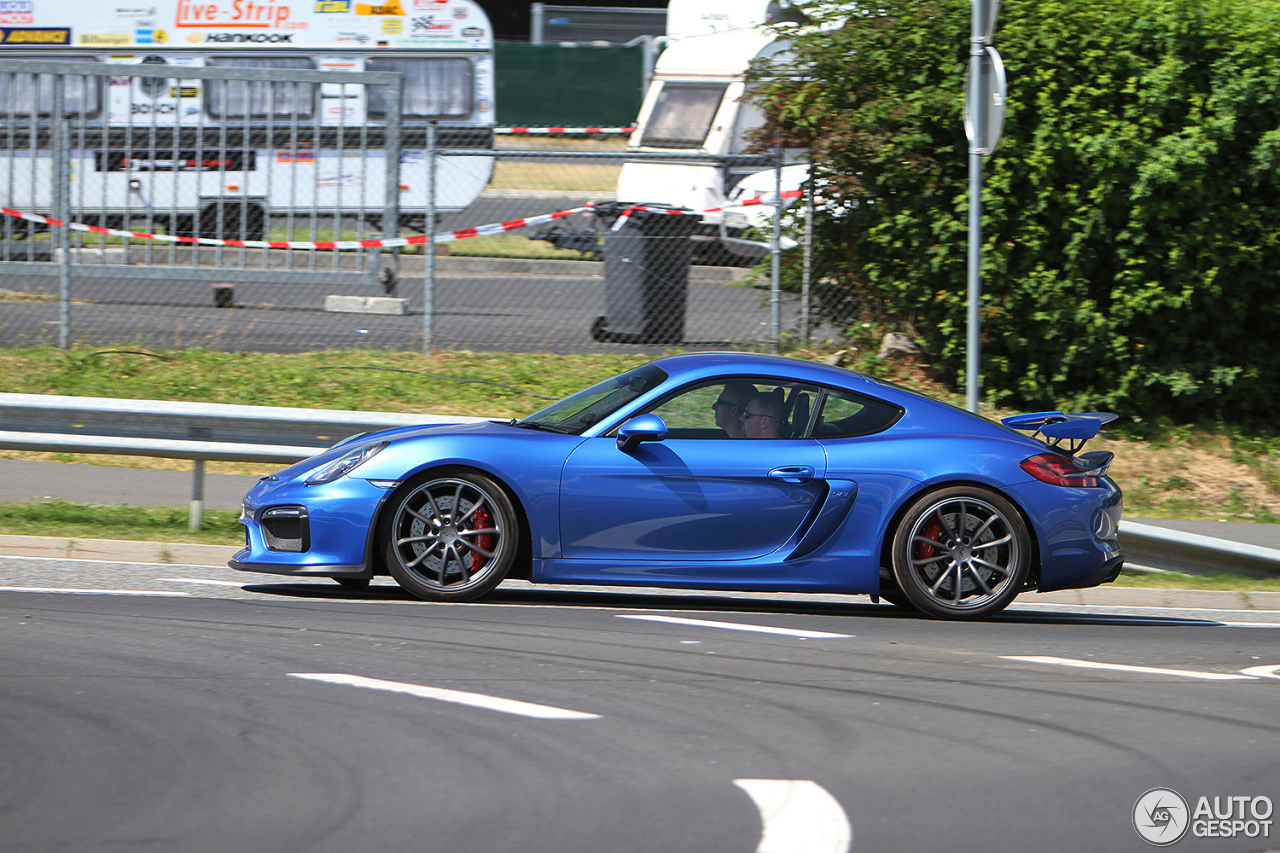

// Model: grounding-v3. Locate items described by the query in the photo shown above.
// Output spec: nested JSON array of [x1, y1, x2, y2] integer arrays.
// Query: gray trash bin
[[591, 202, 700, 345]]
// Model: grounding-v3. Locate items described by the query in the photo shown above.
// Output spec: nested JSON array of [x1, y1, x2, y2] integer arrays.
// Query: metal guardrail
[[1119, 521, 1280, 578], [0, 393, 485, 528]]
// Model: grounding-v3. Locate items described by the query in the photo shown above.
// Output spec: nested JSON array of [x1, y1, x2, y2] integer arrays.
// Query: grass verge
[[0, 501, 243, 546]]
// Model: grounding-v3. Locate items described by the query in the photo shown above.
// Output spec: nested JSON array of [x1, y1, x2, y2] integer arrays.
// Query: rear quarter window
[[813, 389, 903, 438]]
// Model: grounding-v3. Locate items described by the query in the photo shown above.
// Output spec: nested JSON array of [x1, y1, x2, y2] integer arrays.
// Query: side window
[[0, 56, 101, 117], [644, 379, 819, 440], [205, 57, 316, 119], [649, 383, 723, 436], [813, 389, 903, 438], [366, 58, 472, 119]]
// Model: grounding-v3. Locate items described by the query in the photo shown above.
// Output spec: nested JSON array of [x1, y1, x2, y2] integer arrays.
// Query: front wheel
[[382, 470, 517, 602], [890, 486, 1030, 620]]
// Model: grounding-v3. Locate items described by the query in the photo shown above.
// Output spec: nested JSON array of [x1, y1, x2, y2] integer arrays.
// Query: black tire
[[382, 469, 517, 602], [334, 577, 371, 591], [890, 486, 1030, 620]]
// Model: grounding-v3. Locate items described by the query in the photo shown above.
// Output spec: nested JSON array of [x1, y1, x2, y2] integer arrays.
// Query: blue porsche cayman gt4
[[231, 352, 1123, 619]]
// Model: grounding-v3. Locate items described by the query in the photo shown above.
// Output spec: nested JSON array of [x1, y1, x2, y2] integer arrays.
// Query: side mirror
[[616, 414, 668, 453]]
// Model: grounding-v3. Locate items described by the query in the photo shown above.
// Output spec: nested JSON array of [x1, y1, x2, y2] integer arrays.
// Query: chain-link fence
[[0, 59, 839, 354]]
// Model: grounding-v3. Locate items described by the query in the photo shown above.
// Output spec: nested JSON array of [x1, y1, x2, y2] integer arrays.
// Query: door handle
[[768, 465, 815, 484]]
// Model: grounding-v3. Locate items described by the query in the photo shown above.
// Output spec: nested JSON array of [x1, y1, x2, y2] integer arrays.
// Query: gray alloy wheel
[[891, 486, 1030, 620], [383, 470, 516, 602]]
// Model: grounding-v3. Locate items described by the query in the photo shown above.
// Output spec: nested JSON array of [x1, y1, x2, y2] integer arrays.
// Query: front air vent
[[262, 506, 310, 553]]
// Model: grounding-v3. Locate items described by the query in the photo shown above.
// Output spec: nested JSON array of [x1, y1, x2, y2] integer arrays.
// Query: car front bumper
[[229, 474, 393, 579]]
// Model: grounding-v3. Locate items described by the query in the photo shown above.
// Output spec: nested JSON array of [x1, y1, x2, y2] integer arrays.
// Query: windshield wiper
[[511, 421, 574, 434]]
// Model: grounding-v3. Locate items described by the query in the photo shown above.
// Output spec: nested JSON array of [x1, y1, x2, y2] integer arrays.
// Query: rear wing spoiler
[[1001, 411, 1117, 455]]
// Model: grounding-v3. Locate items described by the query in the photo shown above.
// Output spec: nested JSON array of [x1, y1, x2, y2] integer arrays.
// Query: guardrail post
[[190, 459, 205, 531]]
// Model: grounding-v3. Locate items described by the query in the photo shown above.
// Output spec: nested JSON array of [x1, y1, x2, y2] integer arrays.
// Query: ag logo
[[1134, 788, 1190, 846]]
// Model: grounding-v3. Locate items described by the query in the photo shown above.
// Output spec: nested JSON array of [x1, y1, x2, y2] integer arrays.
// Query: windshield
[[520, 364, 668, 435], [640, 82, 727, 148]]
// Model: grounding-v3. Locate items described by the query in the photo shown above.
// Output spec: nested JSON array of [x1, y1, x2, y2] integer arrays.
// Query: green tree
[[756, 0, 1280, 421]]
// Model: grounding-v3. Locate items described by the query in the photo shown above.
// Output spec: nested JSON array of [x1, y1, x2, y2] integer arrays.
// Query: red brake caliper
[[916, 520, 943, 565], [468, 504, 493, 572]]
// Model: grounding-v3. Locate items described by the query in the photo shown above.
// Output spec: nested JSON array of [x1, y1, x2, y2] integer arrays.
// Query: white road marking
[[734, 779, 852, 853], [1002, 655, 1259, 680], [159, 578, 247, 587], [1240, 665, 1280, 679], [616, 614, 852, 639], [1218, 622, 1280, 629], [0, 586, 189, 597], [289, 673, 601, 720]]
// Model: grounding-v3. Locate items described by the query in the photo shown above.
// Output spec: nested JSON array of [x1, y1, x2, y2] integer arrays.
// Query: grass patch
[[488, 160, 620, 194], [0, 500, 243, 546], [1117, 569, 1280, 593], [443, 233, 595, 260], [0, 346, 649, 419]]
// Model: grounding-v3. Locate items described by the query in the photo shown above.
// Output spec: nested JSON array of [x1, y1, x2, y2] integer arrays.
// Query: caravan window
[[0, 56, 100, 117], [205, 57, 316, 119], [365, 59, 472, 119], [641, 82, 727, 148]]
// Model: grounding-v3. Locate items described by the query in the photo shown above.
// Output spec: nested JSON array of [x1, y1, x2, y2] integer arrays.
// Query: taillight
[[1020, 451, 1109, 487]]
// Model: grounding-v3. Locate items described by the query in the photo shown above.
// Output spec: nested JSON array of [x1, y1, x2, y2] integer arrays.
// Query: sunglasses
[[712, 400, 737, 409], [741, 412, 771, 420]]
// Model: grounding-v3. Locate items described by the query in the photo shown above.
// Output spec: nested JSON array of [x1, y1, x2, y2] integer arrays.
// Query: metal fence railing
[[0, 66, 834, 353]]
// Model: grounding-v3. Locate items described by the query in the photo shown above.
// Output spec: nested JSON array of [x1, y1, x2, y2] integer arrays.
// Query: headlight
[[304, 442, 386, 485]]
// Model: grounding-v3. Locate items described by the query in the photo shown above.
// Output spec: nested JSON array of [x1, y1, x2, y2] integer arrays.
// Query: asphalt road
[[2, 557, 1279, 853], [0, 267, 795, 354]]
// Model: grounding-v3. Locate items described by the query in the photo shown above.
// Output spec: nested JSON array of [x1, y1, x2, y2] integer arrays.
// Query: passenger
[[712, 381, 757, 438], [741, 391, 784, 439]]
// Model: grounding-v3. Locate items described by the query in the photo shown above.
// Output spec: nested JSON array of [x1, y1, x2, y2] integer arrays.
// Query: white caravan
[[615, 23, 802, 260], [0, 0, 494, 238]]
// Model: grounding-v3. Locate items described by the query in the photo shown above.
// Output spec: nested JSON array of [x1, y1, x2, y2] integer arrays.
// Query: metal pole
[[769, 139, 783, 353], [801, 158, 814, 349], [423, 121, 437, 354], [380, 72, 403, 292], [53, 78, 71, 349], [531, 2, 545, 44], [965, 3, 986, 413]]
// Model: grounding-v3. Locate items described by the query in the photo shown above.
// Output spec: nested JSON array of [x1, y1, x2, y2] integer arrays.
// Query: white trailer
[[0, 0, 494, 239]]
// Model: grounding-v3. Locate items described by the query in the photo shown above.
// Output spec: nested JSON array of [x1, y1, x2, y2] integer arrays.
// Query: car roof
[[653, 351, 891, 391]]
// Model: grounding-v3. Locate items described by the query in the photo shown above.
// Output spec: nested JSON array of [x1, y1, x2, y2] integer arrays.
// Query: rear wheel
[[382, 470, 517, 602], [890, 486, 1030, 620]]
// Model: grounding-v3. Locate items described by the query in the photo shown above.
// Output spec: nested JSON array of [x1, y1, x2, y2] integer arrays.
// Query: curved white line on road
[[0, 586, 189, 596], [617, 614, 852, 639], [734, 779, 852, 853], [289, 673, 601, 720], [1240, 664, 1280, 679], [1002, 655, 1258, 680]]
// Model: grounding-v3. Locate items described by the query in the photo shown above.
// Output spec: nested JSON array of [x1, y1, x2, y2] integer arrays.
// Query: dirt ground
[[1099, 433, 1280, 520]]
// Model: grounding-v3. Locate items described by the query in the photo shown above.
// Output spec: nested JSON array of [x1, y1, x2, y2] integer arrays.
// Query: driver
[[712, 381, 757, 438]]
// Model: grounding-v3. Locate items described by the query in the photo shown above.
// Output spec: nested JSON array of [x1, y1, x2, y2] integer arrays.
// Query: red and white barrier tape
[[0, 189, 804, 250], [496, 126, 635, 135], [607, 189, 805, 231]]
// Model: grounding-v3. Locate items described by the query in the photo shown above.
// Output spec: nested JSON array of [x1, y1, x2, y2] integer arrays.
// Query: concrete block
[[324, 295, 408, 315]]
